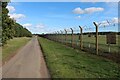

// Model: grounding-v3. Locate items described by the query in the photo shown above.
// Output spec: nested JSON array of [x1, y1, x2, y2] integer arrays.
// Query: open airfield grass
[[56, 35, 119, 45], [2, 37, 31, 63], [38, 37, 120, 78], [52, 35, 119, 53]]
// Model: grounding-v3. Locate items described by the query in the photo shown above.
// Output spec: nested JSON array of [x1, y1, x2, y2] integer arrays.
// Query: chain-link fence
[[42, 21, 119, 62]]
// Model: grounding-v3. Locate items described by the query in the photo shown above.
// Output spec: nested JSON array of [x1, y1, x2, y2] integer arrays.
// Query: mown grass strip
[[38, 37, 119, 78], [2, 37, 31, 63]]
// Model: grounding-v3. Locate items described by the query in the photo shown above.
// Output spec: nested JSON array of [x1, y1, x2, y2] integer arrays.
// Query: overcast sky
[[7, 2, 118, 34]]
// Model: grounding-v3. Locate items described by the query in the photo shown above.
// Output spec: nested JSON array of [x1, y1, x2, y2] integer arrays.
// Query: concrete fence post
[[93, 22, 99, 55], [79, 26, 83, 49], [70, 28, 74, 47]]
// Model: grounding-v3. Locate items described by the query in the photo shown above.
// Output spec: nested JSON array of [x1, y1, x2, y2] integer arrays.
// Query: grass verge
[[2, 37, 31, 63], [38, 37, 119, 78]]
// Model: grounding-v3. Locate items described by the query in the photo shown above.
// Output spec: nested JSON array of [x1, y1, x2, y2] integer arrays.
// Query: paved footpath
[[2, 36, 50, 78]]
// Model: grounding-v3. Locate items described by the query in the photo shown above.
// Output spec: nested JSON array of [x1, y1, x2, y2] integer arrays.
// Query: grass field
[[49, 34, 119, 53], [2, 37, 31, 63], [38, 37, 119, 78]]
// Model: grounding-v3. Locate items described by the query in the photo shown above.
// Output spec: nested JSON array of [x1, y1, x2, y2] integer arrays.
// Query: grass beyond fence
[[2, 37, 31, 63], [47, 34, 119, 53], [38, 37, 119, 78]]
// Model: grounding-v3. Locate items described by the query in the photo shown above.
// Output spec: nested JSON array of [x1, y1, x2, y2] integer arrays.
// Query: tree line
[[2, 2, 32, 46]]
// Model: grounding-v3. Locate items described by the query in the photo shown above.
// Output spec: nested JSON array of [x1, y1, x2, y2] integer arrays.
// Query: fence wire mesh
[[42, 20, 119, 62]]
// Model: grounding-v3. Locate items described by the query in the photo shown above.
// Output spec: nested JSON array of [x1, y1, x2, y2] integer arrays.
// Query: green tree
[[2, 2, 15, 45], [2, 2, 32, 46], [0, 2, 1, 26], [14, 23, 32, 37]]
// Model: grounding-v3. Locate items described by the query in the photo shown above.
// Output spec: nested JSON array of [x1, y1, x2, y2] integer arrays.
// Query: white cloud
[[75, 16, 81, 19], [29, 23, 46, 34], [8, 13, 25, 20], [22, 23, 32, 30], [23, 23, 32, 27], [35, 24, 45, 29], [6, 5, 26, 21], [73, 7, 104, 14], [98, 17, 119, 27], [84, 7, 104, 14], [100, 21, 109, 26], [112, 17, 119, 24], [73, 7, 84, 14], [6, 6, 15, 12]]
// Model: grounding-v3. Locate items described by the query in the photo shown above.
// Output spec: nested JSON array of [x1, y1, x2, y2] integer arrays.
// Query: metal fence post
[[79, 26, 83, 49], [70, 28, 74, 47], [93, 22, 98, 55]]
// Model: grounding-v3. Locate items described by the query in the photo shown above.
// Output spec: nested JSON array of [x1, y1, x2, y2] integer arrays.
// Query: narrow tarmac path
[[2, 36, 50, 78]]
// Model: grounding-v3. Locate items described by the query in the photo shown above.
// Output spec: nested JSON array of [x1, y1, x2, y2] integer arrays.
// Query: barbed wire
[[48, 19, 118, 34]]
